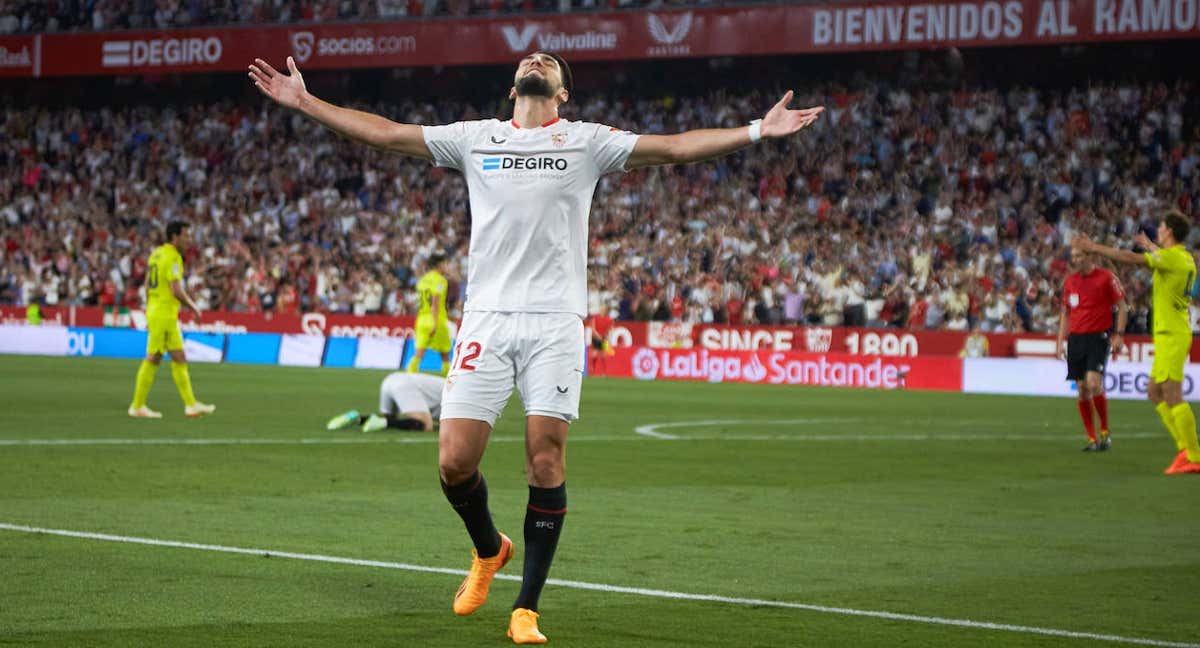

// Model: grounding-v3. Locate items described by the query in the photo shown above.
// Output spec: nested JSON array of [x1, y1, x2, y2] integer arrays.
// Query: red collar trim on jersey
[[510, 117, 561, 129]]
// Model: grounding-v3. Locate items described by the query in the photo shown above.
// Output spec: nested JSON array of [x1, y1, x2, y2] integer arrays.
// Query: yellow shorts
[[146, 317, 184, 355], [414, 320, 452, 353], [1150, 332, 1191, 383]]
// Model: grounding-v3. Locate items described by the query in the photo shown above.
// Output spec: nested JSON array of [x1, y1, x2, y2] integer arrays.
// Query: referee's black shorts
[[1066, 331, 1110, 381]]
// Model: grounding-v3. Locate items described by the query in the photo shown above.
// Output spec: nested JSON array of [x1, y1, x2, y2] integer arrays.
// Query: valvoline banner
[[611, 346, 962, 391]]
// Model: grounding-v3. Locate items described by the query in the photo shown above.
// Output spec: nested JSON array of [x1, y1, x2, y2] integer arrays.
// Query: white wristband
[[748, 119, 763, 143]]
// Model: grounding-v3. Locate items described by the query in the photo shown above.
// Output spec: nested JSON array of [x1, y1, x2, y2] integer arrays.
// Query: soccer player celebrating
[[1074, 211, 1200, 474], [407, 253, 453, 375], [1055, 247, 1127, 451], [127, 221, 215, 419], [326, 371, 443, 433], [249, 51, 822, 642]]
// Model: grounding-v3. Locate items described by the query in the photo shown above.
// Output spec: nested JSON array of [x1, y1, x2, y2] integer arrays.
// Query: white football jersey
[[380, 372, 444, 418], [423, 118, 639, 317]]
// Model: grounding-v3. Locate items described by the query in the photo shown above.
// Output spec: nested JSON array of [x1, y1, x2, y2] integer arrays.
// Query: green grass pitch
[[0, 355, 1197, 647]]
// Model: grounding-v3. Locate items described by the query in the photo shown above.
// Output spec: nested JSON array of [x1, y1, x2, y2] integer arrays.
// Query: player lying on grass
[[326, 372, 443, 433]]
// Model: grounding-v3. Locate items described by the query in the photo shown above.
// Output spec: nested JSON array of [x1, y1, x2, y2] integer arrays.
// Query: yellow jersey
[[1145, 245, 1195, 336], [146, 243, 184, 321], [416, 269, 449, 325]]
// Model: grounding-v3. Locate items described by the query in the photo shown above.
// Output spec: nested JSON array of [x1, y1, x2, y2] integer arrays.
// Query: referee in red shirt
[[1056, 247, 1128, 451]]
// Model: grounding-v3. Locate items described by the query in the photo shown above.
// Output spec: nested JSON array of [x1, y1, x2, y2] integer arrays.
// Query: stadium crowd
[[1, 66, 1198, 334], [0, 0, 738, 32]]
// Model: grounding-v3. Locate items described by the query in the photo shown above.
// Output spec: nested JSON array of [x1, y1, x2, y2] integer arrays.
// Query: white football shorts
[[379, 373, 443, 419], [440, 311, 585, 426]]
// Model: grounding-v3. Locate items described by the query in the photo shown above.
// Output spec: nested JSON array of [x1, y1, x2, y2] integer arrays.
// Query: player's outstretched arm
[[626, 91, 823, 169], [1072, 235, 1148, 267], [248, 56, 431, 159]]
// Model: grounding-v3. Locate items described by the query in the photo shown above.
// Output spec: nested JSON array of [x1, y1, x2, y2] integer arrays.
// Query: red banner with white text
[[607, 346, 963, 391], [6, 0, 1200, 78], [635, 321, 1187, 362]]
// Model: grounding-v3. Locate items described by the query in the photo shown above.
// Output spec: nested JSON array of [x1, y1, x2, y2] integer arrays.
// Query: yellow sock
[[1155, 402, 1183, 450], [130, 360, 158, 408], [406, 349, 423, 373], [170, 361, 197, 407], [1169, 403, 1200, 463]]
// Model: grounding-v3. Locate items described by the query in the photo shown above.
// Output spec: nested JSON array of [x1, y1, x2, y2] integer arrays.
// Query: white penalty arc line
[[635, 418, 861, 439], [632, 418, 1160, 441], [0, 523, 1194, 648]]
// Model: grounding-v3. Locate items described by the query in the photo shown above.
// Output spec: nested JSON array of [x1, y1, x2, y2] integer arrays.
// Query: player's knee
[[438, 457, 478, 486], [1147, 382, 1164, 403], [527, 449, 564, 484]]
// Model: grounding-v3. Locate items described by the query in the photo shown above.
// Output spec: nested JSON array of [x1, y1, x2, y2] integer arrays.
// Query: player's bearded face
[[515, 71, 557, 98]]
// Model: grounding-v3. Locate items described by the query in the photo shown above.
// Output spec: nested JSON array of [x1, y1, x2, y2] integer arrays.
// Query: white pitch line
[[633, 419, 1160, 441], [0, 522, 1195, 648], [633, 417, 859, 436], [0, 432, 1163, 446]]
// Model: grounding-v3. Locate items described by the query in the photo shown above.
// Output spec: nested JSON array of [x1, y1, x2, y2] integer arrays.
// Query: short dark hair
[[166, 220, 189, 241], [1164, 210, 1190, 244], [536, 51, 573, 96], [428, 252, 447, 268]]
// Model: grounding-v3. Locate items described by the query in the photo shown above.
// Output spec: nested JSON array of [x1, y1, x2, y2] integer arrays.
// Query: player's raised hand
[[248, 56, 307, 110], [760, 91, 824, 139], [1132, 232, 1155, 251]]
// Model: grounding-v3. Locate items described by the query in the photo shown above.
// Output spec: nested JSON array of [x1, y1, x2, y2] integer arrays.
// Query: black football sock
[[441, 471, 502, 557], [513, 483, 567, 611], [357, 415, 370, 425], [386, 416, 426, 430]]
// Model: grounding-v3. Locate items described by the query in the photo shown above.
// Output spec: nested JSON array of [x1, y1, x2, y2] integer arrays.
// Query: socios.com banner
[[611, 346, 963, 391]]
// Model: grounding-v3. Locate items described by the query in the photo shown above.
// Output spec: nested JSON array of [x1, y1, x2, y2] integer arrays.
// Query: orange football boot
[[507, 608, 548, 644], [1165, 450, 1190, 474], [453, 532, 513, 615]]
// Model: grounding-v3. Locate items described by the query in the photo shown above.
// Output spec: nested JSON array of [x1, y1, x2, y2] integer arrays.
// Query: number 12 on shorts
[[452, 341, 482, 372]]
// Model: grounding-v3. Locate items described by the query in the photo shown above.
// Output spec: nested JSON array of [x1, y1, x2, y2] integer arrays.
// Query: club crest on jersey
[[1069, 293, 1079, 308], [551, 133, 567, 148]]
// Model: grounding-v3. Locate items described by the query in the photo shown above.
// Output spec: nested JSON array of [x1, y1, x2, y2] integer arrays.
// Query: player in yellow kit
[[127, 221, 216, 419], [1074, 210, 1200, 474], [406, 253, 452, 375]]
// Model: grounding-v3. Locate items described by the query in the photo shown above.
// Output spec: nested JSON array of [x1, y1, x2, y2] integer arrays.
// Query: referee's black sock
[[441, 471, 502, 557], [513, 483, 567, 612]]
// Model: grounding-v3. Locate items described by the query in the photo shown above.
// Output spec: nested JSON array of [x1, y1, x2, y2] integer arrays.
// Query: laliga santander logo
[[291, 32, 315, 63], [742, 353, 767, 382], [631, 348, 661, 380], [301, 312, 326, 335]]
